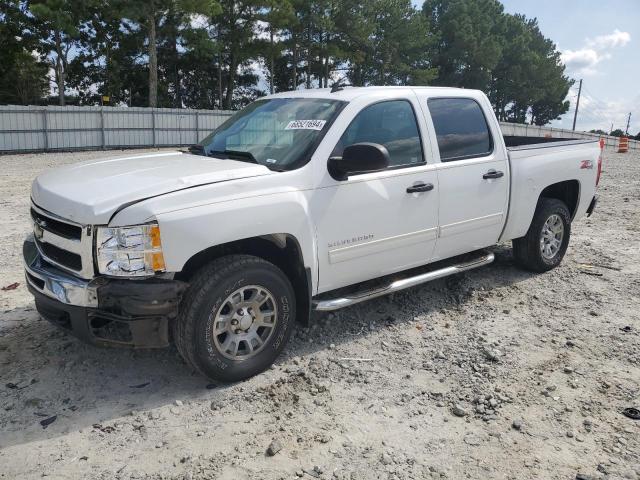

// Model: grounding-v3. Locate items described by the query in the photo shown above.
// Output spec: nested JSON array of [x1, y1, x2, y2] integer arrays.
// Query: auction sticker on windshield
[[285, 120, 326, 130]]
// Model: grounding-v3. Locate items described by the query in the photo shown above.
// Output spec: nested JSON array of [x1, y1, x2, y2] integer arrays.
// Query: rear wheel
[[174, 255, 296, 382], [513, 198, 571, 272]]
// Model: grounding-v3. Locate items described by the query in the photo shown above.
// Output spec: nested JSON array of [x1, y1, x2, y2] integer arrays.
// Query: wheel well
[[540, 180, 580, 219], [175, 235, 312, 326]]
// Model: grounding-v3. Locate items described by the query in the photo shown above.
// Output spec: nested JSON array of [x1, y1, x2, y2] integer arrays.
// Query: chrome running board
[[312, 252, 495, 311]]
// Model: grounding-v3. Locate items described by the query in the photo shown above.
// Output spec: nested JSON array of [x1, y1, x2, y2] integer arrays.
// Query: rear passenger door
[[424, 97, 509, 261]]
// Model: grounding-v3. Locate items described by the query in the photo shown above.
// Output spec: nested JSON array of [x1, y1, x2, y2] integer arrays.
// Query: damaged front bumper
[[23, 236, 186, 348]]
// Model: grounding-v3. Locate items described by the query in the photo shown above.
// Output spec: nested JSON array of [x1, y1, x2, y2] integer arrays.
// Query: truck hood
[[31, 151, 274, 224]]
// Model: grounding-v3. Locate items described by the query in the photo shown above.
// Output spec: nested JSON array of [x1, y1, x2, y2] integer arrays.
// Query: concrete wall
[[499, 122, 639, 151]]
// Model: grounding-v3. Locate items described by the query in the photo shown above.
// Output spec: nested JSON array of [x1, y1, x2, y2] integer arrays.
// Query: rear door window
[[427, 98, 492, 162]]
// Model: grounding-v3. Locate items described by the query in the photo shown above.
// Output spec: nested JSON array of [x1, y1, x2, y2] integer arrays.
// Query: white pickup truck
[[24, 86, 601, 381]]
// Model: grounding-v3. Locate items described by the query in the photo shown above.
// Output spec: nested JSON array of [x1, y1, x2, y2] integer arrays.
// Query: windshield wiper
[[208, 149, 258, 164]]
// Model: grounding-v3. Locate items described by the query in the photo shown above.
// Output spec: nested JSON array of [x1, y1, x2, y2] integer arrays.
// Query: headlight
[[96, 223, 166, 277]]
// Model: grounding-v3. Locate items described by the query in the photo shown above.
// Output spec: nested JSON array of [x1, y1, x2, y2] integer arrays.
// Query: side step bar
[[312, 252, 495, 312]]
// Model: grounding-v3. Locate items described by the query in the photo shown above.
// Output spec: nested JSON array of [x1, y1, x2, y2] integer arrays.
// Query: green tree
[[120, 0, 220, 107], [1, 0, 580, 121], [489, 14, 571, 125], [65, 1, 135, 105], [212, 0, 263, 109], [424, 0, 504, 89], [336, 0, 436, 87], [610, 129, 624, 137], [157, 1, 221, 107], [179, 23, 261, 109], [0, 0, 49, 104], [30, 0, 90, 105], [525, 17, 572, 125], [257, 0, 295, 94]]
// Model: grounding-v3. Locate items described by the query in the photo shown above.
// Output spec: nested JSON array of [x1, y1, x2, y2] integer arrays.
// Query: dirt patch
[[0, 148, 639, 479]]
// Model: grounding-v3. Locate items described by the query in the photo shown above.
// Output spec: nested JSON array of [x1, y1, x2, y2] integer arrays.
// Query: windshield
[[196, 98, 346, 171]]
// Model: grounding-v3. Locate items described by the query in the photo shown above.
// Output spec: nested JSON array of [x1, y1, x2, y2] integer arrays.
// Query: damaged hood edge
[[30, 151, 275, 224]]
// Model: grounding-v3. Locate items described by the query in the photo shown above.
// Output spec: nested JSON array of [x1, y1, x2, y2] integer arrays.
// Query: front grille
[[26, 271, 45, 290], [31, 208, 82, 240], [31, 203, 94, 279], [35, 238, 82, 271]]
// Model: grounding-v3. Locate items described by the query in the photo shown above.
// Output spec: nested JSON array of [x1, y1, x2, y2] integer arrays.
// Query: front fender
[[151, 191, 317, 290]]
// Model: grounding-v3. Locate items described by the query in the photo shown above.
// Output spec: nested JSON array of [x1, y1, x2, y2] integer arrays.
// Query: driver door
[[312, 98, 440, 293]]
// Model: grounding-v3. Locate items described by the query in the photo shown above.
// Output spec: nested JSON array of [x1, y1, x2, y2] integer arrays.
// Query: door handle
[[483, 169, 504, 179], [406, 182, 434, 193]]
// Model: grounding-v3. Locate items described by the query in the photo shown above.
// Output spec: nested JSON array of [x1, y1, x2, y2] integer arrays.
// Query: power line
[[580, 86, 611, 109], [570, 89, 632, 131]]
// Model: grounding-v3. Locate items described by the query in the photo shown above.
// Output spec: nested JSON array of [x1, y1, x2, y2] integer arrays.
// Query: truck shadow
[[0, 245, 535, 449]]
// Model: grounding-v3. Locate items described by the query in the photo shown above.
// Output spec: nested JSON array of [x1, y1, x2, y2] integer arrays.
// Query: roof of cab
[[264, 85, 482, 102]]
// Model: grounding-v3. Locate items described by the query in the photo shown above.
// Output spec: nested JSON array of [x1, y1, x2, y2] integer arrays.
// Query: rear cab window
[[427, 98, 493, 162]]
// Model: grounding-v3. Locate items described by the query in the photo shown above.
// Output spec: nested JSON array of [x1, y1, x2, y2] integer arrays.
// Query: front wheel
[[513, 198, 571, 272], [174, 255, 296, 382]]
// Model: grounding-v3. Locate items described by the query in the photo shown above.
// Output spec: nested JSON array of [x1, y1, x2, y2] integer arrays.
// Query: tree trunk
[[224, 54, 237, 109], [172, 41, 181, 107], [147, 11, 158, 108], [323, 43, 329, 88], [169, 14, 181, 108], [305, 27, 311, 89], [217, 58, 222, 109], [318, 32, 323, 88], [54, 31, 65, 106], [269, 29, 275, 94], [292, 33, 298, 89]]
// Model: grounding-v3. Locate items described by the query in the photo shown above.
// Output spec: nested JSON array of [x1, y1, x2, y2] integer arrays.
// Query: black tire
[[513, 198, 571, 273], [174, 255, 296, 382]]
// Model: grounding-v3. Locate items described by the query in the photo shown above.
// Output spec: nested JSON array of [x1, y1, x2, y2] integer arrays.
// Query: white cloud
[[560, 29, 631, 76], [560, 49, 605, 76], [552, 88, 639, 134], [586, 29, 631, 49]]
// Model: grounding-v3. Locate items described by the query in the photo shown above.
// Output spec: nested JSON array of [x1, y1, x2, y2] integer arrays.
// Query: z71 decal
[[580, 159, 594, 169]]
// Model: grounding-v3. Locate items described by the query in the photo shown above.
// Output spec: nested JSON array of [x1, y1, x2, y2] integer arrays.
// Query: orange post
[[618, 136, 629, 153], [599, 138, 605, 150]]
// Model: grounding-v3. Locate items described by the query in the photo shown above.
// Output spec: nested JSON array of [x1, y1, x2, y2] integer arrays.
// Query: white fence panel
[[0, 105, 636, 153], [0, 105, 234, 153]]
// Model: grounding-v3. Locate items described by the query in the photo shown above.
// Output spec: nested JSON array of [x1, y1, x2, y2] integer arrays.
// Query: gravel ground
[[0, 148, 639, 480]]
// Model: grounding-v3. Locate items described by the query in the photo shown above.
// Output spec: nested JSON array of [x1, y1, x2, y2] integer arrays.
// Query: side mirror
[[328, 143, 390, 180]]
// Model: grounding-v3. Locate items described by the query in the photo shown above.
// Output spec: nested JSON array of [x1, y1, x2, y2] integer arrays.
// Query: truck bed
[[499, 137, 600, 244], [504, 135, 595, 150]]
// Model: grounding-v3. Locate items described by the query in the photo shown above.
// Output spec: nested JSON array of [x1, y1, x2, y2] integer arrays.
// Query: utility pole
[[625, 112, 631, 135], [572, 79, 582, 131]]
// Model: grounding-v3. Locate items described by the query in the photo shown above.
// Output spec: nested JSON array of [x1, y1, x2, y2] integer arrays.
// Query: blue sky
[[414, 0, 640, 134]]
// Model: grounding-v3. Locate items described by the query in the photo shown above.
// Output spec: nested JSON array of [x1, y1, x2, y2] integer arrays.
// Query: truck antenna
[[330, 80, 352, 93]]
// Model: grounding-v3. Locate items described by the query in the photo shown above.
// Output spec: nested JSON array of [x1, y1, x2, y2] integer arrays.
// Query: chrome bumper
[[24, 235, 99, 308]]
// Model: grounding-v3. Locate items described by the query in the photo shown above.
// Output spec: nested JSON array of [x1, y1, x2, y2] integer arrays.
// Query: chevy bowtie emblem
[[34, 221, 44, 240]]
